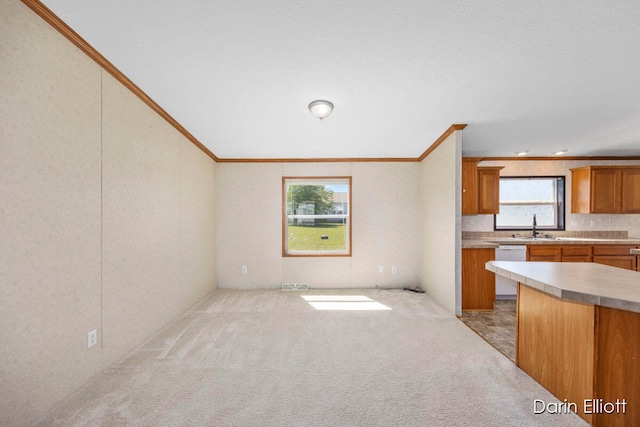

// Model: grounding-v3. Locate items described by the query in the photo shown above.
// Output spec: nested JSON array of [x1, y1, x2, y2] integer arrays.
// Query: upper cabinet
[[477, 167, 503, 214], [571, 166, 640, 214], [621, 168, 640, 213], [462, 159, 503, 215], [462, 159, 479, 215]]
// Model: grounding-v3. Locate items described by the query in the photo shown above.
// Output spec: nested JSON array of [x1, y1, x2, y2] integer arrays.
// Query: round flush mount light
[[554, 149, 569, 155], [308, 100, 334, 120], [515, 150, 530, 156]]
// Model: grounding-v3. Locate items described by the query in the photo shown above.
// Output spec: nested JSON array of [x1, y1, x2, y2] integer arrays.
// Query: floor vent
[[281, 283, 309, 291]]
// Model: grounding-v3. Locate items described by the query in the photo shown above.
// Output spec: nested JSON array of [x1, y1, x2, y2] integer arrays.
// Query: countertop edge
[[486, 261, 640, 314], [464, 238, 640, 249]]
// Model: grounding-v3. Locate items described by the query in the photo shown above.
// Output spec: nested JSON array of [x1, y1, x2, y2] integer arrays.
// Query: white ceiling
[[41, 0, 640, 159]]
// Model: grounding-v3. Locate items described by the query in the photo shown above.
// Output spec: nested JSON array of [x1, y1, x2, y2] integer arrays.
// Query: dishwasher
[[495, 245, 527, 299]]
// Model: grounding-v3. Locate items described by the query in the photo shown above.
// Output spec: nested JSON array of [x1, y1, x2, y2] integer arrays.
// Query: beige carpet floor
[[35, 289, 586, 426]]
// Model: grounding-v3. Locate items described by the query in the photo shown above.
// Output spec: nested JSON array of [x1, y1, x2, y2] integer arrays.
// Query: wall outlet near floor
[[378, 266, 384, 273], [392, 266, 398, 274], [87, 329, 97, 348], [241, 265, 247, 274]]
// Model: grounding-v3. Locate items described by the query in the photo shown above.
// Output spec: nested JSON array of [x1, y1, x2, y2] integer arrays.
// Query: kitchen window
[[283, 177, 351, 257], [494, 176, 565, 231]]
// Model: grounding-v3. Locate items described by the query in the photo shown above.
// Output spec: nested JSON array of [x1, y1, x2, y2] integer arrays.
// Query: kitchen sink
[[510, 236, 560, 241], [554, 237, 590, 241], [510, 236, 615, 242], [554, 237, 615, 242]]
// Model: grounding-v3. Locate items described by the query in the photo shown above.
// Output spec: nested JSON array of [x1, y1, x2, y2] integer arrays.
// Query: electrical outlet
[[241, 265, 247, 274], [378, 266, 384, 273], [392, 266, 398, 274], [87, 329, 97, 348]]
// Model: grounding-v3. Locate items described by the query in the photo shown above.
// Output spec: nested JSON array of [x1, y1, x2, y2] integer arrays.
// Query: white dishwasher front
[[495, 245, 527, 299]]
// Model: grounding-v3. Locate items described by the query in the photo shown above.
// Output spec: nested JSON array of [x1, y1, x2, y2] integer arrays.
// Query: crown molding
[[216, 157, 419, 163], [214, 125, 469, 163], [417, 124, 468, 161], [468, 156, 640, 161]]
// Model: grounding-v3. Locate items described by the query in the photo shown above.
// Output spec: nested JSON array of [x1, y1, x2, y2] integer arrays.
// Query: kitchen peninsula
[[486, 261, 640, 426]]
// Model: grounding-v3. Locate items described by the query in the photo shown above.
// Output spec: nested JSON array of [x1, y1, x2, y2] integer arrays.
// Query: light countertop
[[486, 261, 640, 313], [461, 239, 500, 249], [463, 237, 640, 249]]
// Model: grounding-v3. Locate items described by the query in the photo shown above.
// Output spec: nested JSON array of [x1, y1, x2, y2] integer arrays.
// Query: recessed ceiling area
[[39, 0, 640, 159]]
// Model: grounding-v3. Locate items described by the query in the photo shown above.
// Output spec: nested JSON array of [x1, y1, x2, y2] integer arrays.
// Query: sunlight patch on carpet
[[301, 295, 392, 311]]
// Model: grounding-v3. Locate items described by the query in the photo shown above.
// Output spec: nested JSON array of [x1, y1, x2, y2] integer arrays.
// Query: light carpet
[[34, 289, 587, 426]]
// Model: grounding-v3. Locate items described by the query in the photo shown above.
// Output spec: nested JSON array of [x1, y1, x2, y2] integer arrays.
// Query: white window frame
[[282, 176, 352, 257]]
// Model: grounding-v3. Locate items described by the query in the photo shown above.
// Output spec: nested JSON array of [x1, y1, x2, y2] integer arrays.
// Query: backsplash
[[463, 230, 629, 239]]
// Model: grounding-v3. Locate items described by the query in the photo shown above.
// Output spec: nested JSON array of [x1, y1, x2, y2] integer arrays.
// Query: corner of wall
[[419, 129, 462, 315]]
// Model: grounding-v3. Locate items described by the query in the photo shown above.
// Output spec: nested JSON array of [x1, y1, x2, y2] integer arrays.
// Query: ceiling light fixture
[[308, 100, 334, 120], [554, 149, 569, 155], [515, 150, 529, 156]]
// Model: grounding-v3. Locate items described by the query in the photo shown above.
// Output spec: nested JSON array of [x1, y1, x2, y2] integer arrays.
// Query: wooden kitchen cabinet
[[571, 166, 640, 214], [592, 245, 638, 271], [622, 168, 640, 213], [528, 245, 591, 262], [560, 245, 592, 262], [590, 168, 618, 213], [462, 248, 496, 310], [527, 245, 560, 262], [528, 244, 638, 270], [462, 159, 479, 215], [462, 159, 503, 215], [478, 167, 502, 214]]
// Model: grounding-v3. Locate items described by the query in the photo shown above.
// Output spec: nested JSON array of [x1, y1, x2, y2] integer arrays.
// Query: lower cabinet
[[593, 245, 638, 271], [560, 245, 592, 262], [462, 248, 496, 310], [527, 244, 638, 271], [527, 245, 560, 262]]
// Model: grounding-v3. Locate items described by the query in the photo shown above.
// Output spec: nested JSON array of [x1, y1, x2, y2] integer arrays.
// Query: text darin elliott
[[534, 399, 627, 414]]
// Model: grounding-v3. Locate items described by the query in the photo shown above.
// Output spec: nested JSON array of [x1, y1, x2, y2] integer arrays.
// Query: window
[[494, 176, 565, 231], [283, 177, 351, 256]]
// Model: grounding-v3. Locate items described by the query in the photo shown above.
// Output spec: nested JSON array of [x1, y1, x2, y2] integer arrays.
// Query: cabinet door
[[571, 167, 592, 213], [561, 245, 591, 257], [561, 256, 592, 262], [560, 245, 591, 262], [593, 245, 637, 256], [462, 248, 495, 310], [621, 168, 640, 213], [527, 245, 560, 262], [462, 159, 479, 215], [593, 256, 637, 271], [477, 168, 501, 214], [591, 169, 620, 213]]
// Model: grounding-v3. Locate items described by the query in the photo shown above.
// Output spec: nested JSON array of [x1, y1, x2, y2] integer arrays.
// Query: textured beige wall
[[101, 74, 217, 367], [179, 138, 217, 308], [0, 2, 217, 425], [419, 132, 462, 315], [462, 159, 640, 237], [0, 2, 102, 425], [216, 162, 421, 289]]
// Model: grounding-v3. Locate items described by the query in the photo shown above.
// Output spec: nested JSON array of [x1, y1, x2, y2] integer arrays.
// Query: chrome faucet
[[532, 214, 537, 238]]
